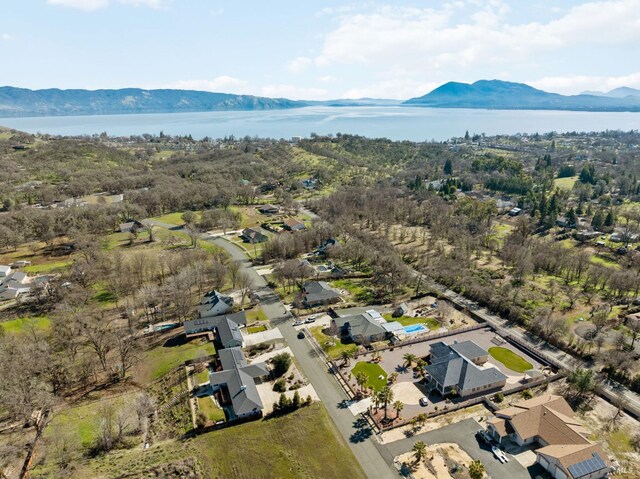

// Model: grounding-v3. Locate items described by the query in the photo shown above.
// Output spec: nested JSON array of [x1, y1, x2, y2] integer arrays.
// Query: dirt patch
[[396, 443, 475, 479]]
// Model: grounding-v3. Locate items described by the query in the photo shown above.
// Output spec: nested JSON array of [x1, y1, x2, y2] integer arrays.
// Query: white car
[[492, 445, 508, 463], [419, 397, 429, 407], [305, 316, 317, 323]]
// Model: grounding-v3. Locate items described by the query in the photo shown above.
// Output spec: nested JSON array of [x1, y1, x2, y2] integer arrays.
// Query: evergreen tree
[[591, 209, 604, 230], [566, 208, 577, 227], [444, 158, 453, 175], [464, 130, 470, 140], [604, 209, 615, 228]]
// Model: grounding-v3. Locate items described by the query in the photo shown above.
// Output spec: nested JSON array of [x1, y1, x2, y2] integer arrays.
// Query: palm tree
[[469, 460, 485, 479], [389, 372, 398, 384], [379, 385, 394, 420], [403, 353, 417, 368], [412, 440, 427, 463], [414, 413, 427, 431], [355, 371, 368, 395], [393, 400, 404, 419], [414, 359, 426, 379], [340, 349, 354, 366]]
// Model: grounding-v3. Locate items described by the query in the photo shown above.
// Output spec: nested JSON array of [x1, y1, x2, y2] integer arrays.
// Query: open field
[[197, 396, 225, 423], [0, 315, 51, 335], [554, 176, 578, 190]]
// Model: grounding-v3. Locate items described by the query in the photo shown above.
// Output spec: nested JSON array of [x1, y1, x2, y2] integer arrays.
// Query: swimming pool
[[403, 324, 428, 334]]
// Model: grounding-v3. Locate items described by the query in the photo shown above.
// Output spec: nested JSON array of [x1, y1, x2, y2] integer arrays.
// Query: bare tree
[[237, 271, 254, 307]]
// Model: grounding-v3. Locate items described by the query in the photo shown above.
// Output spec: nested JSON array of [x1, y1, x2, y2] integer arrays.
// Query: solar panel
[[567, 453, 606, 478]]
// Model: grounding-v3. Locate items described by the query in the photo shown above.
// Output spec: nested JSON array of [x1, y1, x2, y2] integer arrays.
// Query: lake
[[1, 106, 639, 141]]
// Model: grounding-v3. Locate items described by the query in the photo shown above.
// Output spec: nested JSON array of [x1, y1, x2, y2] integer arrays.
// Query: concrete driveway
[[385, 418, 534, 479]]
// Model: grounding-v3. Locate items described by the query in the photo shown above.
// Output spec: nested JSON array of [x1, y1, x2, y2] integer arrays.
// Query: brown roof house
[[486, 395, 612, 479], [283, 218, 306, 231], [258, 204, 280, 215], [242, 227, 269, 244]]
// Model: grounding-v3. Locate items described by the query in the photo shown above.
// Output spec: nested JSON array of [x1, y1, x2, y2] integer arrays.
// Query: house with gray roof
[[184, 311, 247, 349], [425, 340, 507, 397], [241, 227, 269, 244], [210, 347, 269, 420], [332, 312, 387, 344], [196, 290, 234, 318], [298, 281, 341, 308]]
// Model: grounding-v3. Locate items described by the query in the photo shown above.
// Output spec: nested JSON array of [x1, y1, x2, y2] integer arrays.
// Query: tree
[[412, 440, 427, 463], [378, 385, 394, 420], [591, 209, 604, 231], [403, 353, 417, 368], [393, 400, 404, 419], [567, 368, 595, 401], [271, 352, 292, 377], [604, 209, 615, 228], [469, 460, 485, 479], [237, 271, 254, 307], [340, 349, 354, 366], [355, 371, 368, 395], [444, 159, 453, 175], [114, 331, 138, 379]]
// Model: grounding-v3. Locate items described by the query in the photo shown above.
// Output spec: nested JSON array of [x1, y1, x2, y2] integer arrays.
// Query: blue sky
[[2, 0, 640, 99]]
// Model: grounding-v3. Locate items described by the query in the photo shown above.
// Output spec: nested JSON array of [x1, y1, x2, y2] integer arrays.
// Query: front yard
[[351, 361, 388, 391], [309, 326, 358, 360], [488, 347, 533, 373]]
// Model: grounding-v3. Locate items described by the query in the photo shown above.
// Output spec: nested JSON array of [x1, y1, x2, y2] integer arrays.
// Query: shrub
[[273, 378, 287, 392], [521, 389, 533, 399], [494, 393, 505, 403], [271, 352, 292, 378]]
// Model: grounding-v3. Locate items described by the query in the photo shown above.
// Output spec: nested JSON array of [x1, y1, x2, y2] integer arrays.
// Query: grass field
[[197, 396, 226, 423], [136, 335, 215, 383], [0, 315, 51, 335], [309, 326, 358, 360], [23, 259, 74, 273], [351, 361, 388, 391], [194, 368, 211, 384], [488, 347, 533, 373], [150, 211, 201, 226], [247, 324, 268, 334], [382, 313, 440, 329], [194, 403, 366, 479], [246, 307, 269, 322], [331, 279, 376, 303], [554, 176, 578, 190]]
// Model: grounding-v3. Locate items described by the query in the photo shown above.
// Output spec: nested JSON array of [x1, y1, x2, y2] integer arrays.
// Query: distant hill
[[0, 86, 307, 117], [581, 87, 640, 99], [404, 80, 640, 111]]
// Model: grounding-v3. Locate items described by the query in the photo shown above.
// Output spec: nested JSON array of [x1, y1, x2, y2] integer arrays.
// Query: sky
[[1, 0, 640, 100]]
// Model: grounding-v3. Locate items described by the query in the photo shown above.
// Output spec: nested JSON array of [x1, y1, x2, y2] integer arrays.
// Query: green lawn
[[351, 361, 388, 391], [0, 315, 51, 335], [194, 368, 211, 384], [150, 211, 201, 226], [488, 347, 533, 373], [197, 396, 225, 423], [383, 313, 440, 329], [331, 279, 376, 303], [247, 324, 268, 334], [246, 307, 269, 322], [23, 260, 73, 273], [194, 403, 366, 479], [44, 394, 133, 448], [554, 176, 578, 190], [136, 336, 215, 383], [309, 326, 358, 360]]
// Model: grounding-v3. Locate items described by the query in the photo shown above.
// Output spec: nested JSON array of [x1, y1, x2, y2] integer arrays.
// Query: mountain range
[[403, 80, 640, 111], [1, 81, 640, 117]]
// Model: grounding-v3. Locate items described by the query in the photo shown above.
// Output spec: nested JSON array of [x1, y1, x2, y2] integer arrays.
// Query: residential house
[[258, 204, 280, 215], [184, 311, 247, 349], [209, 347, 269, 420], [486, 395, 611, 479], [300, 178, 318, 189], [425, 340, 507, 397], [297, 281, 341, 308], [316, 238, 338, 256], [283, 218, 306, 231], [332, 311, 388, 344], [0, 265, 11, 278], [119, 219, 145, 233], [242, 227, 269, 244], [508, 207, 523, 216], [574, 230, 602, 242], [196, 290, 234, 318], [0, 267, 36, 301]]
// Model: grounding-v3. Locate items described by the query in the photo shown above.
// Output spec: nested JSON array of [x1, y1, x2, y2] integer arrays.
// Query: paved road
[[209, 237, 397, 479], [385, 418, 532, 479]]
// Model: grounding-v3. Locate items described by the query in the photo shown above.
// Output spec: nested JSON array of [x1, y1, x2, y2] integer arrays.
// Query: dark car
[[297, 331, 305, 339]]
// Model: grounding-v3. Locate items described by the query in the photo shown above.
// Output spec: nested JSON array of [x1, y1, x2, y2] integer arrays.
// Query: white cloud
[[164, 76, 249, 94], [260, 84, 328, 101], [530, 72, 640, 95], [1, 33, 12, 41], [317, 75, 337, 83], [287, 57, 312, 74], [313, 0, 640, 77], [47, 0, 166, 10]]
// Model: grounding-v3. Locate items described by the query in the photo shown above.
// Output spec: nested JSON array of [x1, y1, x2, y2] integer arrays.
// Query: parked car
[[293, 320, 303, 326], [477, 429, 493, 445], [492, 445, 508, 463], [419, 397, 429, 407], [297, 331, 305, 339], [305, 316, 317, 323]]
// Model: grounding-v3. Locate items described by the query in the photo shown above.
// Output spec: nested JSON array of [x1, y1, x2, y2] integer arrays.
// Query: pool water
[[403, 324, 428, 334]]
